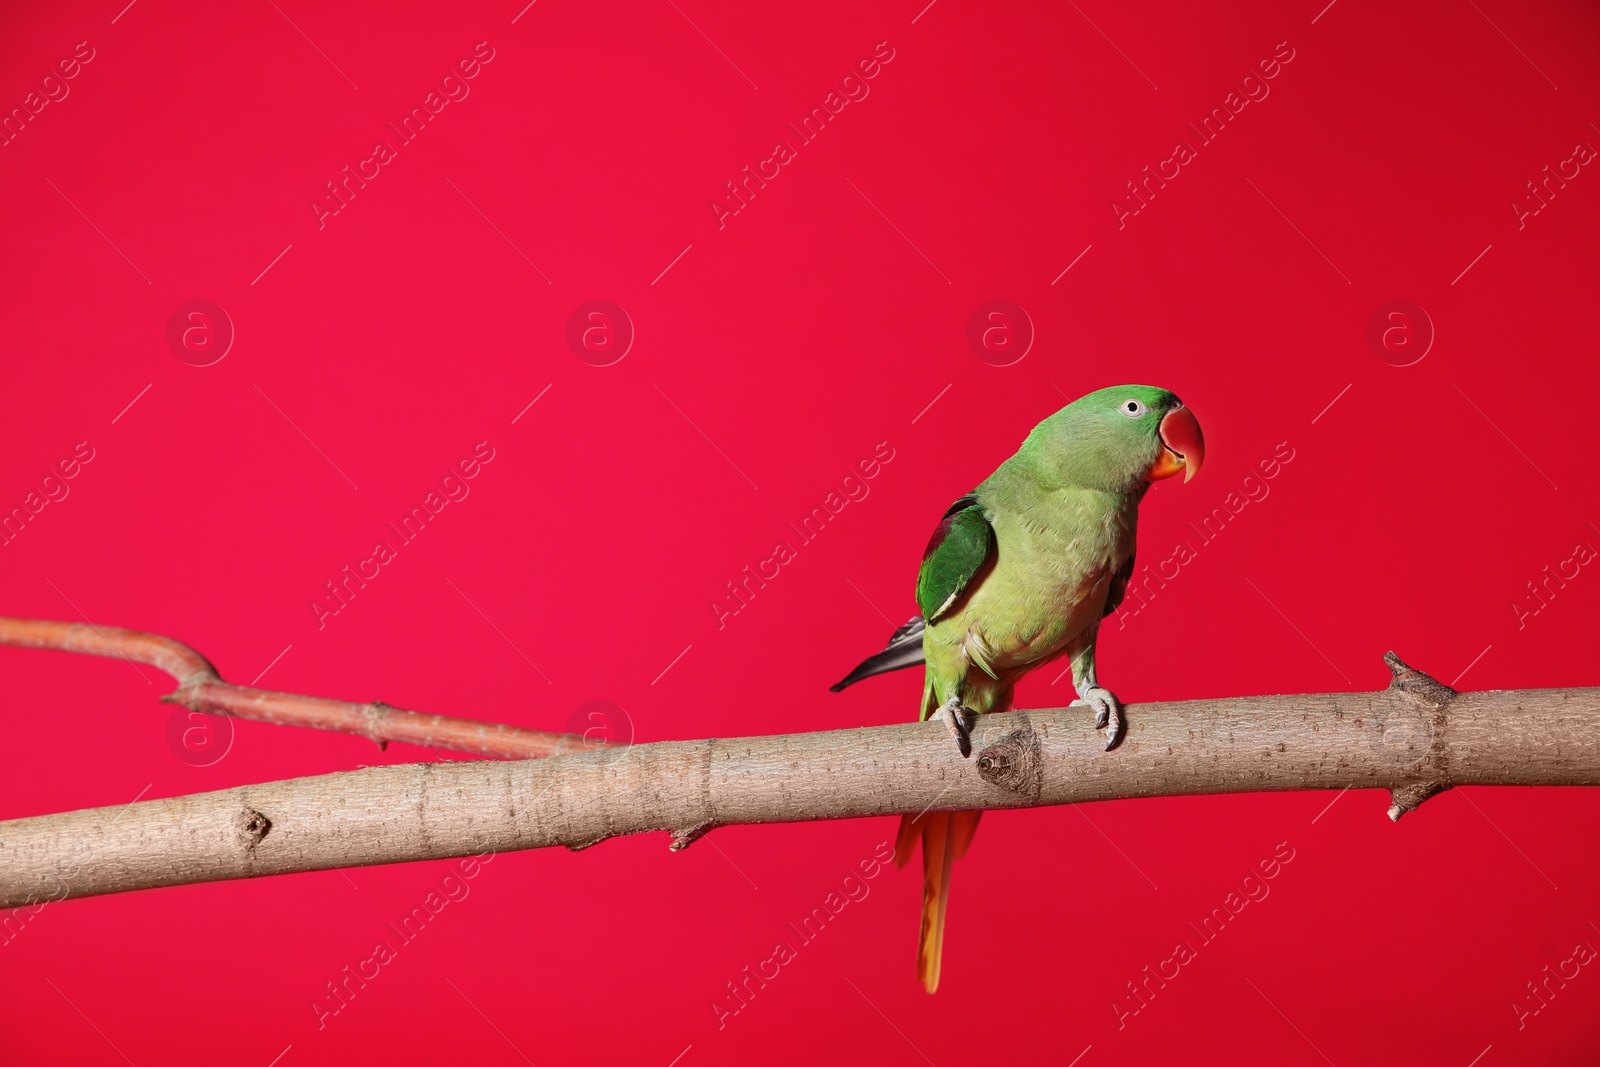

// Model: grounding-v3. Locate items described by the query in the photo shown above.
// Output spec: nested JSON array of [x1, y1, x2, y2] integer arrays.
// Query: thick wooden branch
[[3, 653, 1597, 909], [0, 617, 600, 759]]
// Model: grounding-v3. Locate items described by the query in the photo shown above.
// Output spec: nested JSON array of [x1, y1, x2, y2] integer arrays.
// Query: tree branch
[[0, 616, 600, 759], [3, 650, 1597, 909]]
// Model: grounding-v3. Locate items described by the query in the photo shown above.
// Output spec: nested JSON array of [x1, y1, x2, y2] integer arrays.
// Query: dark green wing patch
[[915, 498, 995, 621], [1102, 552, 1135, 618]]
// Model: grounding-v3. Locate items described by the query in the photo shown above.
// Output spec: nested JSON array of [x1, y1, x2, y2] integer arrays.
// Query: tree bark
[[0, 617, 601, 759], [3, 653, 1597, 910]]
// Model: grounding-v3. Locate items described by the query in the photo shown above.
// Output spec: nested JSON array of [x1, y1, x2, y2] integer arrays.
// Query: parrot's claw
[[930, 696, 977, 758], [1076, 686, 1123, 751]]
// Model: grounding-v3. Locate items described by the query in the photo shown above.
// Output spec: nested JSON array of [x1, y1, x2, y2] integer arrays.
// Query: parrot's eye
[[1119, 399, 1146, 418]]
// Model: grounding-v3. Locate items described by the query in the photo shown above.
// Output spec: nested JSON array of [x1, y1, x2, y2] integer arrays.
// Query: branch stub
[[975, 721, 1042, 799]]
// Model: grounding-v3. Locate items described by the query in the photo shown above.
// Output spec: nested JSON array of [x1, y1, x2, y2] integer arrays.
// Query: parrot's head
[[1030, 385, 1205, 492]]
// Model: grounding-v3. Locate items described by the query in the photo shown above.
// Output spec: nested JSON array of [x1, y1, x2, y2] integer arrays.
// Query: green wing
[[915, 496, 995, 621]]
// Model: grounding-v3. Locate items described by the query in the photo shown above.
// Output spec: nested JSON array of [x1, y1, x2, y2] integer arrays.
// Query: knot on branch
[[1385, 651, 1457, 709], [1383, 652, 1459, 821], [1387, 782, 1450, 823], [160, 682, 203, 710], [236, 808, 271, 854], [976, 720, 1042, 800], [362, 701, 397, 751], [669, 823, 714, 851]]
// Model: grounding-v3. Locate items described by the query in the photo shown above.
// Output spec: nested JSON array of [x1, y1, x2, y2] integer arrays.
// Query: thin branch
[[2, 651, 1597, 909], [0, 617, 599, 759]]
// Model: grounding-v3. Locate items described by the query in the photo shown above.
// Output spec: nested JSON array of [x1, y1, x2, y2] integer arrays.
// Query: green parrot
[[831, 384, 1204, 992]]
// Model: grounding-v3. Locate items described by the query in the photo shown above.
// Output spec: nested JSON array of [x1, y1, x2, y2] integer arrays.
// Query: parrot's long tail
[[894, 808, 982, 993], [830, 616, 926, 692]]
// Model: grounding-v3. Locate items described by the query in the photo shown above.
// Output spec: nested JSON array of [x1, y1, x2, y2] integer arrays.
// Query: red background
[[3, 0, 1599, 1063]]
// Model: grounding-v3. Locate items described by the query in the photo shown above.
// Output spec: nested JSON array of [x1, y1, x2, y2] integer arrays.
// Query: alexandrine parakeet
[[831, 385, 1205, 992]]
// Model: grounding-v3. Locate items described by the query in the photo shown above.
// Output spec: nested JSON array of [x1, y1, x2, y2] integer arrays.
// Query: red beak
[[1148, 404, 1204, 483]]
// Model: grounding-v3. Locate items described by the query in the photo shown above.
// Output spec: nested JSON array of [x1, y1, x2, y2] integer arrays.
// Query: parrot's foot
[[1074, 686, 1123, 751], [930, 696, 977, 758]]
